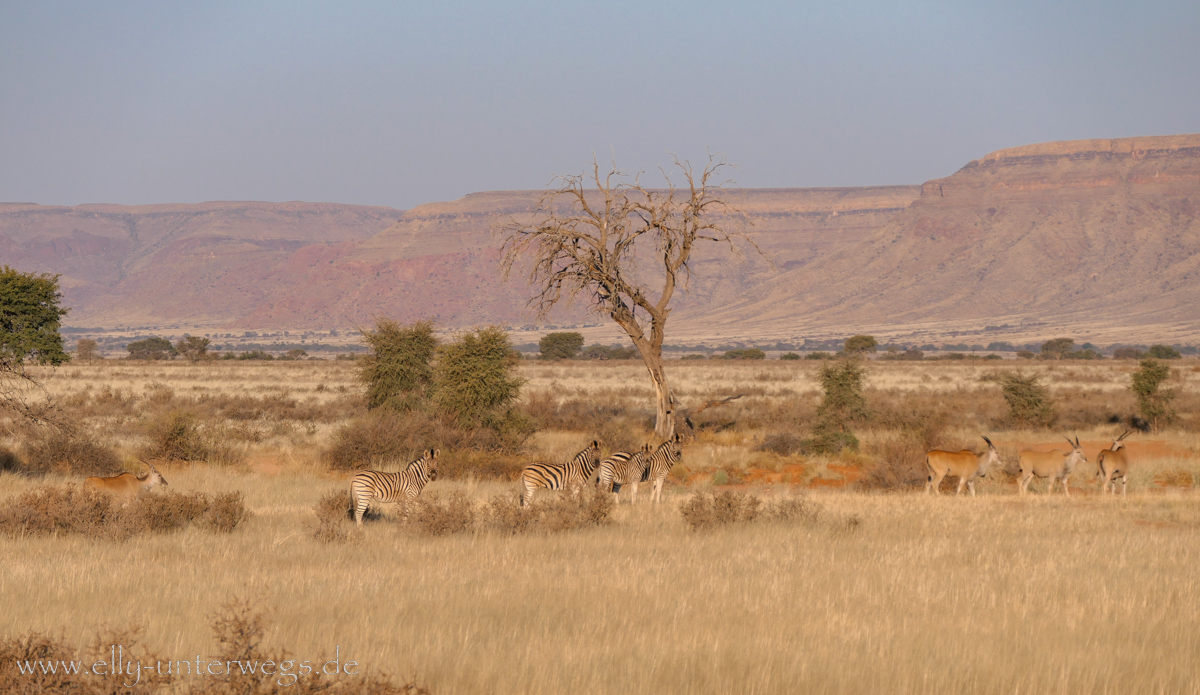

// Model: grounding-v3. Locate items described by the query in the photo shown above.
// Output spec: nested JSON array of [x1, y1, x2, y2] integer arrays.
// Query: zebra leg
[[630, 482, 639, 505], [652, 478, 664, 503], [611, 482, 622, 505]]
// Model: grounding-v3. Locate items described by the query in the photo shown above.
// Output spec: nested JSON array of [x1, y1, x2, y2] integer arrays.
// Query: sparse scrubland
[[2, 358, 1199, 694]]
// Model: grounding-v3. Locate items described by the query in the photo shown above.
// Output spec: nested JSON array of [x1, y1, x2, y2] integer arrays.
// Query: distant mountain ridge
[[2, 134, 1198, 343]]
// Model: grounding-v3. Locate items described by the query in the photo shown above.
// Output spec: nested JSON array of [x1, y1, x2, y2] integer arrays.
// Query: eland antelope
[[1018, 436, 1087, 496], [924, 436, 1000, 496], [1097, 430, 1132, 496], [84, 461, 169, 496]]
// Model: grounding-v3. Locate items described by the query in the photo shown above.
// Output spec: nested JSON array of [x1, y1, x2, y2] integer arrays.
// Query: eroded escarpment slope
[[2, 134, 1198, 343]]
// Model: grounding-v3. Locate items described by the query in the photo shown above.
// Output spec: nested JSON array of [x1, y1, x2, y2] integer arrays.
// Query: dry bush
[[680, 491, 821, 531], [436, 449, 524, 481], [400, 489, 614, 536], [325, 409, 531, 474], [200, 492, 251, 533], [757, 432, 803, 456], [521, 392, 643, 451], [141, 410, 242, 465], [0, 486, 249, 540], [680, 491, 760, 530], [536, 488, 614, 532], [0, 599, 426, 695], [0, 627, 169, 694], [412, 491, 476, 536], [0, 447, 23, 473], [311, 490, 369, 543], [21, 427, 123, 476], [859, 433, 929, 491], [483, 494, 538, 535]]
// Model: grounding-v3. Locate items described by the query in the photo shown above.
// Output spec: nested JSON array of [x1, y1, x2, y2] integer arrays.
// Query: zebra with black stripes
[[350, 448, 440, 526], [518, 440, 601, 506], [596, 443, 653, 504], [643, 433, 684, 503]]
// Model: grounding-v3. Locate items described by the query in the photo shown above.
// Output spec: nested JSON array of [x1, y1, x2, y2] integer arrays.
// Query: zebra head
[[424, 448, 441, 481]]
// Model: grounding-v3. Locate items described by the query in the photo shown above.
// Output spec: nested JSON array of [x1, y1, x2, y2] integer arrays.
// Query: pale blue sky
[[1, 1, 1197, 209]]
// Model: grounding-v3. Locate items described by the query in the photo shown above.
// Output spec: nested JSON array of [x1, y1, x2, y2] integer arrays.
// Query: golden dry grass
[[2, 359, 1199, 693]]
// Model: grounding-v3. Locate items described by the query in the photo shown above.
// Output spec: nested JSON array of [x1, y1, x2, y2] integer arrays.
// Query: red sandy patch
[[248, 454, 283, 476]]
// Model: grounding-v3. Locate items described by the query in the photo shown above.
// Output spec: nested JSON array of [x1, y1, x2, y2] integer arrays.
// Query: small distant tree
[[360, 319, 437, 411], [723, 348, 766, 360], [1130, 358, 1175, 431], [282, 349, 308, 360], [802, 360, 868, 454], [1040, 338, 1075, 360], [844, 335, 878, 355], [779, 352, 801, 361], [1112, 347, 1143, 360], [1147, 344, 1181, 360], [75, 338, 99, 361], [994, 372, 1056, 428], [434, 326, 524, 427], [1016, 350, 1036, 359], [175, 335, 210, 362], [538, 332, 584, 361], [127, 337, 176, 360], [805, 351, 833, 360], [903, 348, 924, 361]]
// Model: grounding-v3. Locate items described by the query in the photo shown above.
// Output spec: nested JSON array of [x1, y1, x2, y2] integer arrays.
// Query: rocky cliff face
[[2, 135, 1198, 343]]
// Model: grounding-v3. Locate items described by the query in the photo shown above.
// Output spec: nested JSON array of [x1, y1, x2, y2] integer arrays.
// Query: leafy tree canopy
[[0, 266, 70, 367], [539, 332, 584, 360]]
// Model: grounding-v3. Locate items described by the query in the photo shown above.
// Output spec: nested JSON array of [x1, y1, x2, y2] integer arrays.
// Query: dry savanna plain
[[2, 358, 1200, 694]]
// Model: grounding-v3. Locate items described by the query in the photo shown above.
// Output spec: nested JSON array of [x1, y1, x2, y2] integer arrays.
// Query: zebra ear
[[431, 448, 440, 458], [592, 440, 601, 449], [643, 443, 653, 452]]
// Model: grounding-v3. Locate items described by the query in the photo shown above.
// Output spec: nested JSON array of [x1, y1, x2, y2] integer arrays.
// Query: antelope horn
[[1118, 430, 1131, 441], [1064, 436, 1076, 447], [981, 435, 994, 448], [1075, 436, 1081, 448]]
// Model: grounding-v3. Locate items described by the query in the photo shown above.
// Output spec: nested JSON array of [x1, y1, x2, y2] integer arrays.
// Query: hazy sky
[[2, 1, 1197, 209]]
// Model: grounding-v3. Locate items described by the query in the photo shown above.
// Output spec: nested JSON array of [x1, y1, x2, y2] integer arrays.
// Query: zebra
[[596, 444, 653, 504], [350, 448, 440, 526], [518, 440, 601, 506], [643, 433, 684, 504]]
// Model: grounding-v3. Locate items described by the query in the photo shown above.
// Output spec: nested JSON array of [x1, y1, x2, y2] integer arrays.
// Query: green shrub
[[434, 327, 524, 428], [992, 372, 1056, 428], [360, 319, 437, 411], [801, 359, 867, 454], [1131, 358, 1176, 430], [681, 353, 708, 360], [779, 352, 801, 360]]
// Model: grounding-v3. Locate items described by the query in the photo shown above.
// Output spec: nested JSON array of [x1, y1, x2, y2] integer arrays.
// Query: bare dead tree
[[498, 155, 756, 440]]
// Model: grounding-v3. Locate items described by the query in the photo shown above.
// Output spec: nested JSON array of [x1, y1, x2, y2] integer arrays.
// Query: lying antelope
[[84, 461, 169, 496], [1018, 436, 1086, 496], [925, 436, 1000, 496], [1097, 430, 1132, 496]]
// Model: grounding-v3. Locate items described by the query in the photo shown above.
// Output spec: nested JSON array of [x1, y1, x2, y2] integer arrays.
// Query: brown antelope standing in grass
[[1097, 430, 1132, 496], [1018, 436, 1087, 496], [84, 461, 169, 496], [924, 436, 1000, 496]]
